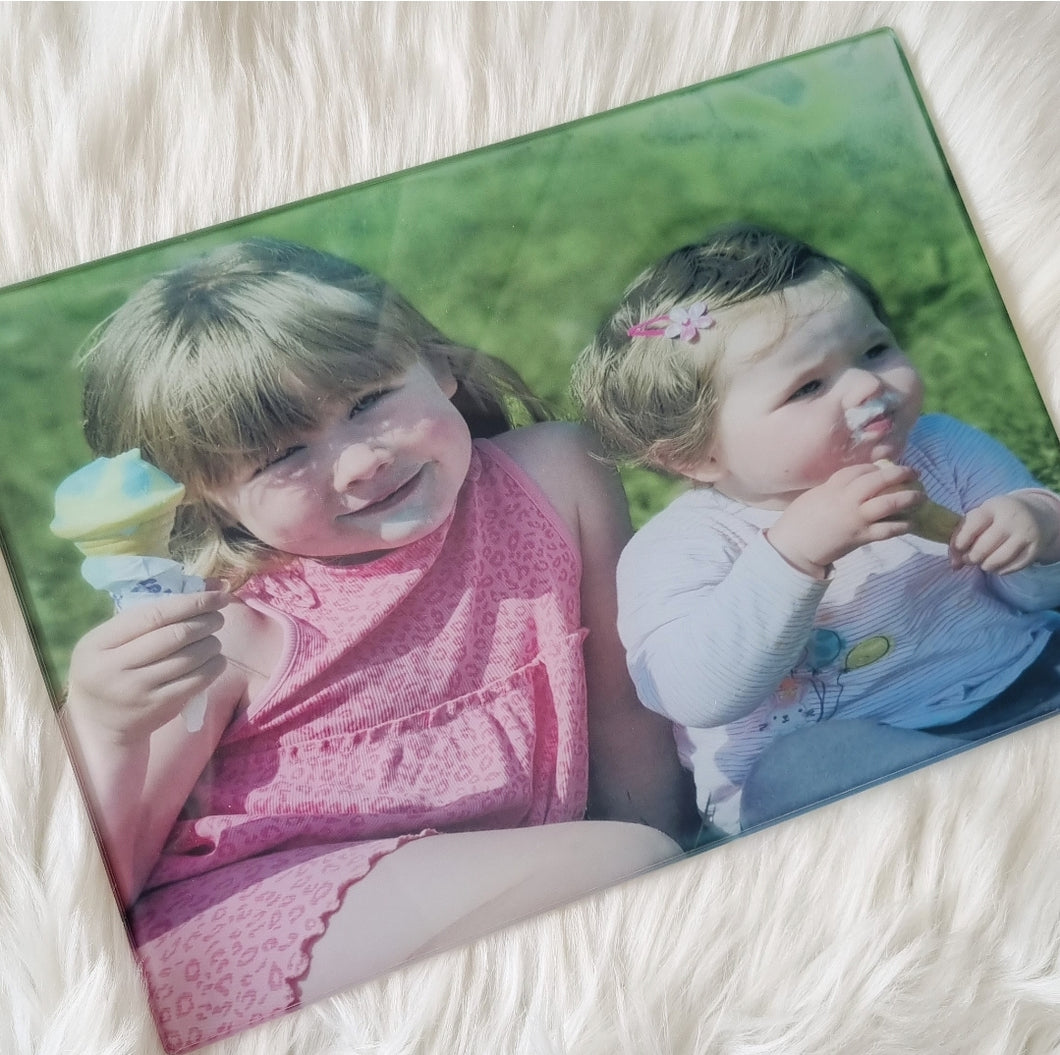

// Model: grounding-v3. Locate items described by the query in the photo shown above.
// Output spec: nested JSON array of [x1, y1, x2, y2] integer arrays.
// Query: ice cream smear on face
[[51, 449, 209, 731], [378, 503, 430, 543], [845, 395, 899, 444]]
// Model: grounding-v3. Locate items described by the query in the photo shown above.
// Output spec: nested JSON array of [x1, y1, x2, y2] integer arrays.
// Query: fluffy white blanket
[[1, 4, 1058, 1053]]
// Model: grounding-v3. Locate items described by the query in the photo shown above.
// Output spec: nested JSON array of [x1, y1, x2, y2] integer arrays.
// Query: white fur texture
[[1, 4, 1058, 1053]]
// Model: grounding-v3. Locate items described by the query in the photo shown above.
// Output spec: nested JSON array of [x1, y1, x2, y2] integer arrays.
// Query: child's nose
[[845, 367, 885, 405], [332, 442, 393, 491]]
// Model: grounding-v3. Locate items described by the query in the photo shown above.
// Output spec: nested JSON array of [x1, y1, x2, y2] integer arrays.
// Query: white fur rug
[[2, 4, 1059, 1053]]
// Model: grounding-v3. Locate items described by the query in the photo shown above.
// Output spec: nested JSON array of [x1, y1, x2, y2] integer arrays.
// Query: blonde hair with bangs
[[571, 223, 889, 475], [80, 238, 548, 581]]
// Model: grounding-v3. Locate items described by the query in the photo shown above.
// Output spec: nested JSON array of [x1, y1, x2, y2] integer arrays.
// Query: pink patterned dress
[[127, 440, 589, 1052]]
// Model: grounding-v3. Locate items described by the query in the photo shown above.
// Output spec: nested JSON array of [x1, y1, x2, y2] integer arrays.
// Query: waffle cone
[[876, 459, 962, 543], [907, 498, 962, 544]]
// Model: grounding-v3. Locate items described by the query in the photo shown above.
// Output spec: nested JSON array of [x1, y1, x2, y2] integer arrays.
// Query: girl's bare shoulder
[[216, 594, 284, 704], [488, 422, 629, 542]]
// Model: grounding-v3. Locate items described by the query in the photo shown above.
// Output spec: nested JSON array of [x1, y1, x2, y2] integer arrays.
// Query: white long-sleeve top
[[617, 415, 1060, 831]]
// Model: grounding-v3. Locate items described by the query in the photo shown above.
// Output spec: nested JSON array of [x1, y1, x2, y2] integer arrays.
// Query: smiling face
[[685, 273, 924, 509], [209, 359, 473, 563]]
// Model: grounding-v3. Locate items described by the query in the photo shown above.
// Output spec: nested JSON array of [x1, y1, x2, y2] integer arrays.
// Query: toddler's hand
[[67, 589, 229, 744], [766, 462, 924, 578], [950, 492, 1060, 574]]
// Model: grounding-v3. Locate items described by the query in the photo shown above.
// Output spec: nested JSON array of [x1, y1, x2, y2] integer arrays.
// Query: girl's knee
[[524, 820, 680, 884], [586, 820, 682, 871]]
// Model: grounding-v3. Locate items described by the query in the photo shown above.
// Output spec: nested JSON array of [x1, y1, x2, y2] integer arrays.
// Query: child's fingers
[[979, 540, 1035, 575], [962, 530, 1034, 574], [68, 618, 228, 730], [155, 660, 229, 714], [114, 609, 227, 672], [952, 528, 997, 567], [861, 517, 919, 544], [126, 615, 226, 669], [840, 462, 921, 512], [952, 521, 1012, 569], [862, 487, 925, 524], [833, 460, 916, 497], [871, 460, 919, 487], [90, 590, 230, 651], [949, 509, 991, 557], [128, 639, 228, 705]]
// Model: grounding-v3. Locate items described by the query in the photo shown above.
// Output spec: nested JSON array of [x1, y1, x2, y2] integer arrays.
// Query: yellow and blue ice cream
[[51, 448, 185, 557]]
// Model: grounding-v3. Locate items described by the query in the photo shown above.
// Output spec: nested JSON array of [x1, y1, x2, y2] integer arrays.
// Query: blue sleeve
[[908, 414, 1041, 512], [910, 415, 1060, 610]]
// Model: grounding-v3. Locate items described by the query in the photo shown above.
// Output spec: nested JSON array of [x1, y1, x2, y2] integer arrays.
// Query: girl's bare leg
[[301, 820, 679, 1002]]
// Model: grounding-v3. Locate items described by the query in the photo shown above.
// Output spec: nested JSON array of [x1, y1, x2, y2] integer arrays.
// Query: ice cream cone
[[52, 450, 208, 731], [875, 459, 962, 544], [907, 497, 962, 544]]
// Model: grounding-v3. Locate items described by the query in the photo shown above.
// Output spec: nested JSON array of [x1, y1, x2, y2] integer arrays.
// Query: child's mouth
[[343, 469, 423, 517], [846, 397, 899, 445], [859, 415, 892, 438]]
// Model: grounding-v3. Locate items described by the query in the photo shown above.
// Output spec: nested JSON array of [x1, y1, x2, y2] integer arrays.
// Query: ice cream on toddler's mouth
[[51, 449, 209, 731], [845, 395, 900, 444]]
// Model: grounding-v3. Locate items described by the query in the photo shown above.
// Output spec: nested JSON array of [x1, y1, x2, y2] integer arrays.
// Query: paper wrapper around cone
[[79, 556, 208, 731], [80, 555, 205, 611]]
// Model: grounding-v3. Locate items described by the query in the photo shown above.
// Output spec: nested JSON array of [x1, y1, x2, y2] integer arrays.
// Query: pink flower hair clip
[[627, 302, 716, 343]]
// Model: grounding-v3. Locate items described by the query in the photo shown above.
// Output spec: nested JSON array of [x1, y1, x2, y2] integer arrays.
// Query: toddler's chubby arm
[[62, 589, 257, 906], [492, 422, 699, 848], [619, 461, 922, 731]]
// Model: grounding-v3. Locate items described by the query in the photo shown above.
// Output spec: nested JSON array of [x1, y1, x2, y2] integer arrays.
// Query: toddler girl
[[572, 223, 1060, 836], [63, 238, 691, 1051]]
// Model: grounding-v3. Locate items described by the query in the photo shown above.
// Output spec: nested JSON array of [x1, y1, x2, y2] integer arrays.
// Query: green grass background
[[1, 30, 1055, 693]]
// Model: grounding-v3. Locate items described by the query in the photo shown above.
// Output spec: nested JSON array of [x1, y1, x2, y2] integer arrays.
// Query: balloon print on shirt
[[758, 628, 893, 732]]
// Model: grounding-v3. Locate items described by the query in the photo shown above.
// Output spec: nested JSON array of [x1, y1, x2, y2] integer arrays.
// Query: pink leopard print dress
[[127, 440, 589, 1052]]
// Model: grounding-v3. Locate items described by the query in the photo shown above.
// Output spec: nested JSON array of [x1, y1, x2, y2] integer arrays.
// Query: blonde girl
[[64, 239, 691, 1052]]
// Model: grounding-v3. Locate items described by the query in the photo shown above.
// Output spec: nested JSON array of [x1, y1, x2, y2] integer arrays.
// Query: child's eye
[[348, 388, 390, 416], [787, 379, 823, 401], [253, 445, 304, 476]]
